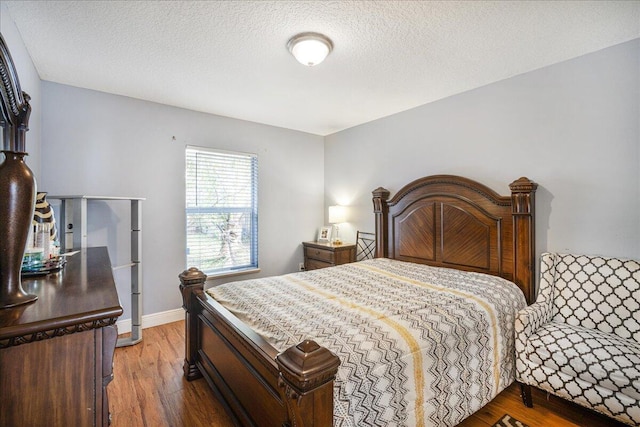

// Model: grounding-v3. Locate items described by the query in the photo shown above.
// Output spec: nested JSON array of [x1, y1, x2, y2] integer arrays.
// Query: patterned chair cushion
[[527, 321, 640, 400], [524, 359, 640, 425]]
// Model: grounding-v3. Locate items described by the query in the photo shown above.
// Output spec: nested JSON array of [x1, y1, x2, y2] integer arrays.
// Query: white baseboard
[[116, 308, 184, 334]]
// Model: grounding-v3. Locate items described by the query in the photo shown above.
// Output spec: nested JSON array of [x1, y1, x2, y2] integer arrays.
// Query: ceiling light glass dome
[[287, 32, 333, 67]]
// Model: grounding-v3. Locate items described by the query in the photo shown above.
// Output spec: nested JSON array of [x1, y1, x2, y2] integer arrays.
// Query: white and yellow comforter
[[208, 258, 526, 427]]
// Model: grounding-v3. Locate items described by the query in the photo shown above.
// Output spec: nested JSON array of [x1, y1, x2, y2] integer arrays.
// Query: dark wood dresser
[[303, 241, 356, 270], [0, 247, 123, 427]]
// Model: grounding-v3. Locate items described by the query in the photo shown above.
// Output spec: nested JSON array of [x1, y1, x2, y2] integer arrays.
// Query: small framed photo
[[317, 226, 332, 242]]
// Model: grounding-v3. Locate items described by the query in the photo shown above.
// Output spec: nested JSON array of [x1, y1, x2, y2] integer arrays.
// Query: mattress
[[208, 258, 526, 427]]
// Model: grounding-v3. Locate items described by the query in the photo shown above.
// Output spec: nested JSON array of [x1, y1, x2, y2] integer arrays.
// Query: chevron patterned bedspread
[[208, 258, 527, 427]]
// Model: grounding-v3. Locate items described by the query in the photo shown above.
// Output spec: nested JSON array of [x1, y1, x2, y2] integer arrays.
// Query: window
[[185, 146, 258, 275]]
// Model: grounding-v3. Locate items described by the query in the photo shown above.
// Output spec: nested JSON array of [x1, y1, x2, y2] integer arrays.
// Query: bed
[[179, 174, 537, 426]]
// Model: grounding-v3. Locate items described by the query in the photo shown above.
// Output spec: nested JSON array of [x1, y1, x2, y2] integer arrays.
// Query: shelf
[[48, 196, 145, 347]]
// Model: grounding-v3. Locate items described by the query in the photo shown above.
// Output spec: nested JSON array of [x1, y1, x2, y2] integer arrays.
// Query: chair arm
[[515, 301, 553, 353]]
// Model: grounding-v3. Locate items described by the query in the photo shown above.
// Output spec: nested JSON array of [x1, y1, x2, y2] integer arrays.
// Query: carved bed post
[[372, 187, 390, 258], [276, 340, 340, 427], [509, 177, 537, 304], [179, 267, 207, 380]]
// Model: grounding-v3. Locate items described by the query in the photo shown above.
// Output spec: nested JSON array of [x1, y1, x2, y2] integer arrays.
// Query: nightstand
[[303, 241, 356, 271]]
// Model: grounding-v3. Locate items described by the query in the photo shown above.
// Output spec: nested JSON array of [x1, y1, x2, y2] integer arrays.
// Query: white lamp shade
[[287, 33, 333, 67], [328, 205, 346, 224]]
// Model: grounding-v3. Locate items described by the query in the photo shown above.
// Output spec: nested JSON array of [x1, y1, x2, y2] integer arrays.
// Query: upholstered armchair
[[515, 252, 640, 426]]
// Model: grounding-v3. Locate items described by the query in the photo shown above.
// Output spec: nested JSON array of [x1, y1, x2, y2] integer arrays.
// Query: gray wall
[[41, 82, 324, 320], [5, 10, 640, 321], [325, 39, 640, 263], [1, 2, 42, 180]]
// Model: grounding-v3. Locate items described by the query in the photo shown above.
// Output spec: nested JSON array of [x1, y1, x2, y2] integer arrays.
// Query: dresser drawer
[[305, 258, 333, 271], [304, 246, 335, 263]]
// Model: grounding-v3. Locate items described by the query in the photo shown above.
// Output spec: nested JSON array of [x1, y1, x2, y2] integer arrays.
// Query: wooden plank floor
[[110, 321, 627, 427]]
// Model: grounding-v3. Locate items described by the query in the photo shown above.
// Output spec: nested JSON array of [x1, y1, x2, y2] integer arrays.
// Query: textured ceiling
[[4, 1, 640, 136]]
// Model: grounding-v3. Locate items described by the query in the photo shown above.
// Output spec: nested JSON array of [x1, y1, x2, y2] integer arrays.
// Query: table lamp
[[328, 205, 347, 245]]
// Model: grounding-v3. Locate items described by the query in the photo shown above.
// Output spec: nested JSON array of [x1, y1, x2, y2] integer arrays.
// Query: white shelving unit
[[49, 195, 145, 347]]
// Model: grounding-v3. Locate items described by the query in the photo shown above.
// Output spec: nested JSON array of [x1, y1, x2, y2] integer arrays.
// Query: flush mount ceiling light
[[287, 32, 333, 67]]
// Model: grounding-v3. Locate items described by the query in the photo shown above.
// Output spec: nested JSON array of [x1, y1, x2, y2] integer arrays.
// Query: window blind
[[185, 146, 258, 274]]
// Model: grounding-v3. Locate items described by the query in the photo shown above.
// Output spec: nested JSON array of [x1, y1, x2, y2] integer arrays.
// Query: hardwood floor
[[110, 320, 233, 427], [110, 321, 627, 427]]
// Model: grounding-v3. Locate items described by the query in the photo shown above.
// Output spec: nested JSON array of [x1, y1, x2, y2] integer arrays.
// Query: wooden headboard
[[372, 175, 537, 303]]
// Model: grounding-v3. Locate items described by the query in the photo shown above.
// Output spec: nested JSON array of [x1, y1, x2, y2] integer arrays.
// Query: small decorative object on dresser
[[303, 240, 356, 271], [317, 226, 332, 242], [32, 191, 58, 259]]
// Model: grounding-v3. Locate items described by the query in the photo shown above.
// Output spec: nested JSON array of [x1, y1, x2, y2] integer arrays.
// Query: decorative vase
[[0, 150, 38, 308], [0, 32, 38, 308], [33, 192, 57, 259]]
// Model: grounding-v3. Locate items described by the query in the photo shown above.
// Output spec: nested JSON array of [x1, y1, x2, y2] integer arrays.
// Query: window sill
[[205, 267, 261, 281]]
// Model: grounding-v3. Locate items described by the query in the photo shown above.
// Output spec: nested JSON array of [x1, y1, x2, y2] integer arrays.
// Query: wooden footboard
[[179, 268, 340, 427]]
